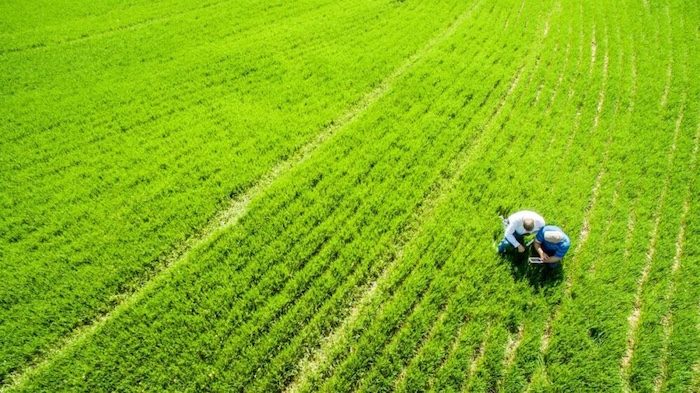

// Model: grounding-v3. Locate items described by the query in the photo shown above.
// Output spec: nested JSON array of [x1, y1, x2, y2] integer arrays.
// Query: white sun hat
[[544, 230, 564, 243]]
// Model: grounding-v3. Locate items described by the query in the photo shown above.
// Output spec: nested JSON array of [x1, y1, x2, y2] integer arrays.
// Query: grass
[[1, 0, 698, 391]]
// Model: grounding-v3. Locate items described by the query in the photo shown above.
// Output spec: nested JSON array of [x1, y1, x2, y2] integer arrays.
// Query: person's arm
[[533, 241, 550, 261], [504, 220, 525, 252]]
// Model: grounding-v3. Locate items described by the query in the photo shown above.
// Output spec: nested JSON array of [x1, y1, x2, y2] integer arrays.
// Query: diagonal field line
[[539, 46, 611, 355], [285, 52, 528, 393], [287, 2, 555, 388], [650, 120, 698, 393], [0, 0, 235, 55], [522, 23, 615, 388], [0, 6, 483, 391], [393, 305, 450, 390], [285, 5, 556, 392], [462, 324, 493, 392], [619, 99, 685, 392]]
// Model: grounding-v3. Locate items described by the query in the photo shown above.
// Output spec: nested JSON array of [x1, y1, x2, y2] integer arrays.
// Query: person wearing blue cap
[[532, 225, 570, 268]]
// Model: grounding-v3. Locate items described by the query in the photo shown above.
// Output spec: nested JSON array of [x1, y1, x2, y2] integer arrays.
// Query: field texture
[[1, 0, 699, 392]]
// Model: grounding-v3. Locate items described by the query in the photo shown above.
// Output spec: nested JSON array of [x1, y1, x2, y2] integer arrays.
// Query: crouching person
[[533, 225, 570, 269], [497, 210, 546, 254]]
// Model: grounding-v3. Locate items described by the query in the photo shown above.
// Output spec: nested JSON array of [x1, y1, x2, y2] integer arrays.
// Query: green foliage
[[1, 0, 698, 392]]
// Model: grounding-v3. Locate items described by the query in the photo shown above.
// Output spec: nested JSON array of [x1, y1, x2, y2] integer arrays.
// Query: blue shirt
[[535, 225, 571, 258]]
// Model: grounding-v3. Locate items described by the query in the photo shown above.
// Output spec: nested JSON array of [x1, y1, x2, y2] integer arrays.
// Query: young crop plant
[[0, 0, 475, 386], [1, 0, 699, 392]]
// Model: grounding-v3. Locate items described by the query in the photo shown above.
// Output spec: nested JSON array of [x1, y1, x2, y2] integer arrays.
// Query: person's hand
[[542, 253, 551, 262], [517, 245, 526, 253]]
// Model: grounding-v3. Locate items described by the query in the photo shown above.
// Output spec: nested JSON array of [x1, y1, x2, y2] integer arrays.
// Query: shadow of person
[[498, 249, 563, 289]]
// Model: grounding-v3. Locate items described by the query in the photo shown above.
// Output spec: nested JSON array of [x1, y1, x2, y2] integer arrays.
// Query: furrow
[[652, 200, 689, 393], [428, 319, 467, 390], [495, 323, 525, 391], [590, 26, 597, 74], [540, 46, 612, 354], [466, 326, 491, 386], [393, 307, 450, 390], [503, 0, 525, 30], [659, 5, 675, 108], [0, 6, 475, 390], [652, 121, 700, 392], [340, 14, 554, 383], [619, 100, 686, 392], [548, 41, 572, 108], [587, 185, 620, 275], [523, 16, 617, 388], [285, 52, 527, 393]]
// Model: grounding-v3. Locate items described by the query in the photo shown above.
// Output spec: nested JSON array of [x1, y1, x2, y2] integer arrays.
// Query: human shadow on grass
[[499, 250, 563, 289]]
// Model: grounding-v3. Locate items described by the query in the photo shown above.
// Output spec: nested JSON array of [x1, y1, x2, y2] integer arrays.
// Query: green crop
[[1, 0, 698, 392]]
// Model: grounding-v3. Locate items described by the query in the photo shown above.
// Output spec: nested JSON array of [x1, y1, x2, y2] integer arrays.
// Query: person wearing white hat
[[533, 225, 570, 268], [497, 210, 546, 254]]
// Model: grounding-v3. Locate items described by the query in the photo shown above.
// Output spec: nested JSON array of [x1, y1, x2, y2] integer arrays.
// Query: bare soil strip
[[497, 324, 525, 390], [1, 6, 482, 391], [465, 324, 492, 388], [587, 185, 620, 275], [652, 122, 699, 392], [393, 306, 450, 389], [538, 40, 612, 360], [287, 10, 558, 382], [428, 318, 468, 389], [619, 101, 686, 392], [286, 60, 526, 393], [590, 27, 597, 74], [652, 200, 689, 393], [623, 211, 637, 261], [659, 64, 673, 108]]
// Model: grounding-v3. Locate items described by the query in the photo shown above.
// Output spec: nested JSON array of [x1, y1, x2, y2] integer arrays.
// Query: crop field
[[1, 0, 698, 391]]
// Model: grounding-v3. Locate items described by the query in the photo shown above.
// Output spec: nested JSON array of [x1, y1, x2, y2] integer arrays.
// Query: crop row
[[0, 0, 471, 382], [539, 1, 699, 391], [3, 0, 698, 391], [303, 1, 616, 390], [5, 0, 556, 390], [290, 1, 700, 392]]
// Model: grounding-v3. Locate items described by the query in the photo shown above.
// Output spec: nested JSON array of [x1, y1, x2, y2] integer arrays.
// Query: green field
[[1, 0, 698, 391]]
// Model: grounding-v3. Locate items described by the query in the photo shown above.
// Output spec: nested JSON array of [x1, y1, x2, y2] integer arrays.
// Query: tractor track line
[[540, 31, 611, 345], [462, 324, 492, 392], [652, 201, 689, 393], [0, 5, 480, 391], [588, 185, 620, 275], [534, 29, 613, 372], [652, 120, 699, 393], [324, 26, 545, 384], [495, 323, 525, 391], [619, 99, 686, 392], [0, 0, 236, 55], [590, 26, 598, 74], [286, 43, 530, 392], [381, 25, 549, 384], [206, 4, 513, 363], [659, 5, 675, 108], [503, 0, 525, 30], [393, 305, 450, 390], [286, 61, 525, 393], [522, 15, 619, 389], [428, 317, 469, 389]]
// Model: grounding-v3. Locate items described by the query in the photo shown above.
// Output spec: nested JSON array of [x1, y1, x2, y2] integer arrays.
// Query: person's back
[[498, 210, 546, 254], [533, 225, 570, 268]]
